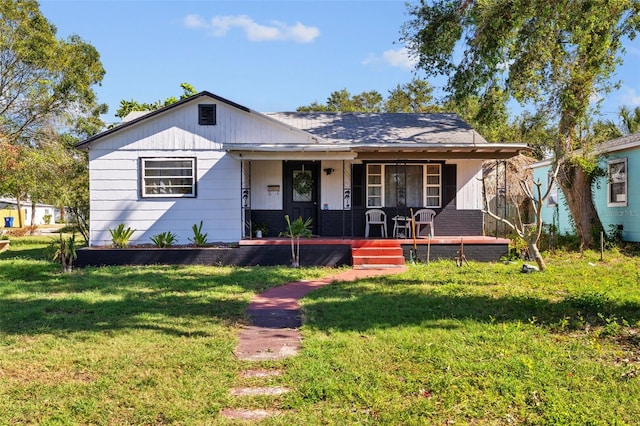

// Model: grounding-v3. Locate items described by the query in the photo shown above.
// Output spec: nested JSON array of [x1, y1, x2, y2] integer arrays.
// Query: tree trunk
[[557, 162, 603, 249], [31, 200, 37, 226], [59, 205, 66, 222], [528, 242, 546, 271], [15, 195, 24, 228]]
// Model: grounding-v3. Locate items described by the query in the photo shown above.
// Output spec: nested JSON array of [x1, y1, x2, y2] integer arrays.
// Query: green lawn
[[1, 238, 639, 424]]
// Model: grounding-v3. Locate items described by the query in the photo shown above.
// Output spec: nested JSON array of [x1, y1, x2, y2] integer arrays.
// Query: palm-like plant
[[279, 215, 312, 267], [50, 232, 77, 272], [109, 224, 135, 248], [619, 106, 640, 135], [150, 231, 177, 248]]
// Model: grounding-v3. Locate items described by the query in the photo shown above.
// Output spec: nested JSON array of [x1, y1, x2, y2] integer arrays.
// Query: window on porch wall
[[366, 163, 441, 208]]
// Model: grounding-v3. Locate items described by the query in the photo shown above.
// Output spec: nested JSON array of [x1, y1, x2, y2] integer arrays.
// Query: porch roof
[[224, 142, 528, 160], [226, 112, 529, 160], [264, 112, 485, 143]]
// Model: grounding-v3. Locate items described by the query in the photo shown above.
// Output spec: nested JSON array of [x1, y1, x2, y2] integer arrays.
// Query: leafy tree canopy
[[115, 83, 197, 118], [0, 0, 105, 144], [593, 105, 640, 141], [297, 78, 440, 113], [401, 0, 640, 248]]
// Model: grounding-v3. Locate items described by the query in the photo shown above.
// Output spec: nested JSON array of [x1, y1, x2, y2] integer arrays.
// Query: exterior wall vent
[[198, 104, 216, 125]]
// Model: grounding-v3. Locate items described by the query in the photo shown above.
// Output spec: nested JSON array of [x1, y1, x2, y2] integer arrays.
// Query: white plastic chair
[[413, 208, 435, 238], [365, 209, 387, 238]]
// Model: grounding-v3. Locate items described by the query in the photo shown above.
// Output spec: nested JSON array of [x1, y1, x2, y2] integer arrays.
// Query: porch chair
[[365, 209, 387, 238], [413, 208, 435, 238]]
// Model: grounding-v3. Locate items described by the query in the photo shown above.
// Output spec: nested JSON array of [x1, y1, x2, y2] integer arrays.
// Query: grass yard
[[1, 238, 640, 424]]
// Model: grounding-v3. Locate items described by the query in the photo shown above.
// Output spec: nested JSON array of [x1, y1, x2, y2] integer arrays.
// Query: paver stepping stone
[[230, 386, 290, 396], [220, 408, 281, 420], [241, 369, 283, 378], [235, 326, 300, 361]]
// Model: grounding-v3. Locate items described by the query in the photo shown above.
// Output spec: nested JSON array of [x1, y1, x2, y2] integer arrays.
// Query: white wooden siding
[[89, 145, 242, 246], [249, 160, 348, 211], [250, 161, 283, 210], [450, 159, 483, 210], [320, 160, 346, 209], [90, 100, 315, 157]]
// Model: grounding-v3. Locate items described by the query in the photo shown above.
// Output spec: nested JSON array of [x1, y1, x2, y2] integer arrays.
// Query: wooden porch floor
[[238, 236, 510, 246]]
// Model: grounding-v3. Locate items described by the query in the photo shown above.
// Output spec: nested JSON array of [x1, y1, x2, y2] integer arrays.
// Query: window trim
[[140, 157, 197, 198], [424, 163, 442, 207], [607, 157, 627, 207], [366, 162, 442, 208], [546, 170, 558, 207], [366, 164, 383, 207]]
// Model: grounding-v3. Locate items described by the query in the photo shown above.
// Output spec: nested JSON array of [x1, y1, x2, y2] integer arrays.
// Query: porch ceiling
[[225, 143, 530, 161], [225, 147, 356, 161], [354, 143, 530, 160]]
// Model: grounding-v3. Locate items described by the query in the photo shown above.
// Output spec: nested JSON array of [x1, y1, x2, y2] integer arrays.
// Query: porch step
[[351, 242, 405, 269], [352, 239, 403, 248]]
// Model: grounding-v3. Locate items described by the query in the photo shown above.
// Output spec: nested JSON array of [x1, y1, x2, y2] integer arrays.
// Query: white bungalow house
[[76, 91, 530, 252]]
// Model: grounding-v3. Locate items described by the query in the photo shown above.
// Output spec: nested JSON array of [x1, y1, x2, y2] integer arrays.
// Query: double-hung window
[[366, 163, 441, 208], [141, 158, 196, 198], [607, 158, 627, 207]]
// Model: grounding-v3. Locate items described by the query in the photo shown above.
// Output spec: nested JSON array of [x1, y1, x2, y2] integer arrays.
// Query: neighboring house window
[[607, 158, 627, 207], [198, 104, 216, 125], [547, 171, 558, 207], [366, 163, 441, 208], [141, 158, 196, 197]]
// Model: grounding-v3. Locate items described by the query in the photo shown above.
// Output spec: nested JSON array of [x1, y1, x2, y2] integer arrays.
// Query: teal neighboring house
[[531, 132, 640, 242]]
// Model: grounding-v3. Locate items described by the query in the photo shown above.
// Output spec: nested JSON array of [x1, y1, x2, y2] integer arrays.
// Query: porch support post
[[342, 159, 353, 238], [241, 159, 252, 239]]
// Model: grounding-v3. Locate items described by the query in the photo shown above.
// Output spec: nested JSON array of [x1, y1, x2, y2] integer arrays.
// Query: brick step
[[352, 255, 405, 266], [351, 241, 405, 268], [352, 239, 404, 248], [353, 264, 405, 270], [351, 247, 403, 257]]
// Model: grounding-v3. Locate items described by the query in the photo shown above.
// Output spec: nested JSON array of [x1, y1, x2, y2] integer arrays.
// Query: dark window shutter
[[351, 164, 364, 207], [443, 164, 457, 208], [198, 104, 216, 125]]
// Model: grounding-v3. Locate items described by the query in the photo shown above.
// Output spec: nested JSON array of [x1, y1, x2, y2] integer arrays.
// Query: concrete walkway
[[234, 266, 407, 361]]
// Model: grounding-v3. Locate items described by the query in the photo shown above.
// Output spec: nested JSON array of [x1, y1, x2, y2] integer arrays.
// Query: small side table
[[392, 216, 412, 239]]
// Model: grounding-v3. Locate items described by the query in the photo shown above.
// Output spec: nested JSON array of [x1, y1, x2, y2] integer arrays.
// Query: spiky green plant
[[109, 224, 135, 248], [188, 221, 208, 247], [150, 231, 178, 248], [279, 215, 312, 267], [49, 232, 77, 272]]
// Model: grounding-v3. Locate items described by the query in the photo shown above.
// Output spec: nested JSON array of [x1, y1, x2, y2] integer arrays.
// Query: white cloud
[[619, 86, 640, 106], [183, 14, 207, 29], [363, 47, 417, 70], [184, 14, 319, 43]]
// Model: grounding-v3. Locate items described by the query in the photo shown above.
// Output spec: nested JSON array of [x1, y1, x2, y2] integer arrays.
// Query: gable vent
[[198, 104, 216, 125]]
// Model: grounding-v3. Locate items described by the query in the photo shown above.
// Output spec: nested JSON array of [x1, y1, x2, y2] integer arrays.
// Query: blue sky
[[40, 0, 640, 127]]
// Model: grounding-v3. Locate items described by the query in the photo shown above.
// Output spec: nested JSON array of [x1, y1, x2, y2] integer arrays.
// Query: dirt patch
[[0, 367, 96, 385]]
